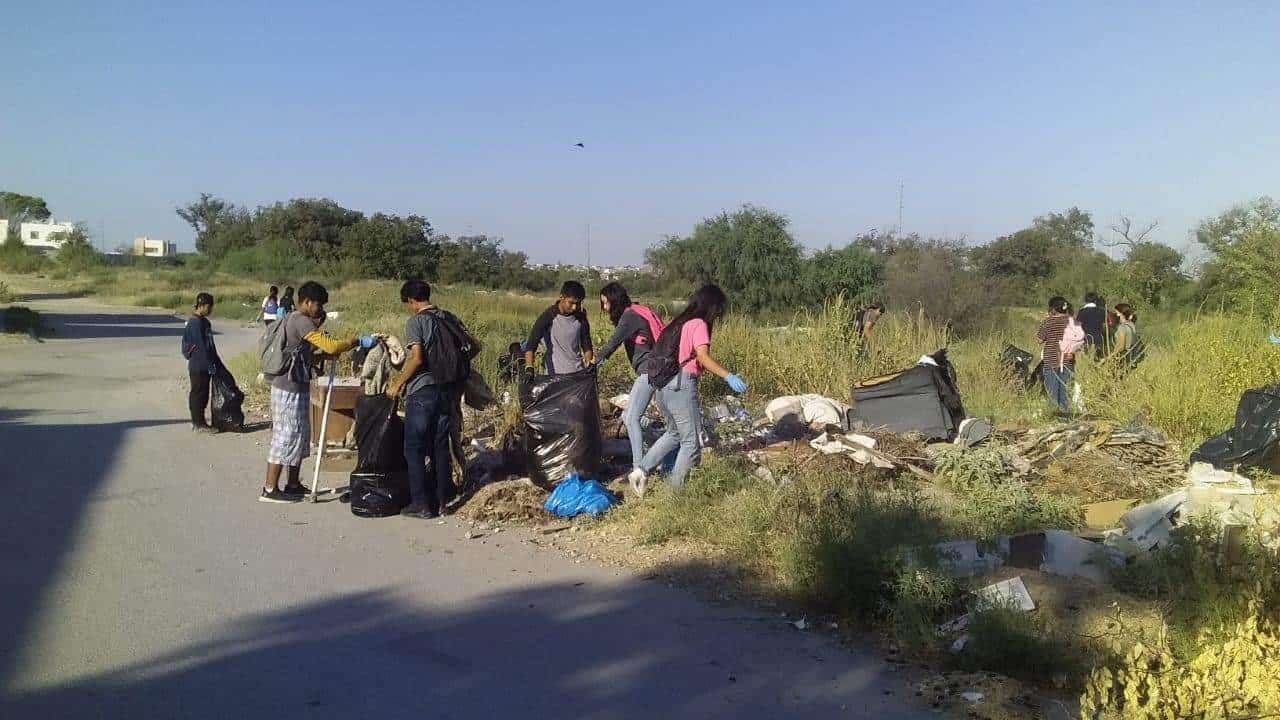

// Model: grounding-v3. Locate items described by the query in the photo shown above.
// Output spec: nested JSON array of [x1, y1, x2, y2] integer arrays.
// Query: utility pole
[[897, 182, 904, 234], [586, 223, 591, 269]]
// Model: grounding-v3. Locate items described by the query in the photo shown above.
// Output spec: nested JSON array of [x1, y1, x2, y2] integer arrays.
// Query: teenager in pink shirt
[[627, 284, 748, 496]]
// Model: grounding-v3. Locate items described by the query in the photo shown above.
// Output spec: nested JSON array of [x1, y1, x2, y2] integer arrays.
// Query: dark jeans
[[1042, 364, 1073, 413], [403, 384, 457, 514], [189, 370, 210, 427]]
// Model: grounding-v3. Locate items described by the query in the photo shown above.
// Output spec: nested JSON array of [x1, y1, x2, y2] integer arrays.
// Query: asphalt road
[[0, 297, 923, 719]]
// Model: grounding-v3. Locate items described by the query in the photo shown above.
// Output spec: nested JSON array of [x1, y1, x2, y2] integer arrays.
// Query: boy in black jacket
[[182, 293, 222, 433]]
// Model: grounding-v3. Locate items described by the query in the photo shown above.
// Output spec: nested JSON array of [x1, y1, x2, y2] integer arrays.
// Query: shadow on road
[[17, 291, 89, 301], [38, 311, 185, 340], [0, 577, 894, 720], [0, 412, 186, 692]]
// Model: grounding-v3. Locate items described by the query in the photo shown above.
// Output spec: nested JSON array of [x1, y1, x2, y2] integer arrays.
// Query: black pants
[[189, 370, 210, 427]]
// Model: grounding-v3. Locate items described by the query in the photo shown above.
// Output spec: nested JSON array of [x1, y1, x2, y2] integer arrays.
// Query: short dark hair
[[1115, 303, 1136, 322], [868, 301, 885, 312], [560, 281, 586, 300], [195, 292, 214, 308], [1048, 295, 1068, 313], [298, 281, 329, 305], [269, 285, 279, 296], [400, 279, 431, 302], [1084, 291, 1100, 304]]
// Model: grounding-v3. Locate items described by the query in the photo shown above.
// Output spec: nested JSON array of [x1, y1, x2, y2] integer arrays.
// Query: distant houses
[[132, 235, 177, 258], [0, 218, 77, 252]]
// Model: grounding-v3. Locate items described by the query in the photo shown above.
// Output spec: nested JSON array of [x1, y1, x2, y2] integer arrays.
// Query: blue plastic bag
[[543, 473, 618, 518]]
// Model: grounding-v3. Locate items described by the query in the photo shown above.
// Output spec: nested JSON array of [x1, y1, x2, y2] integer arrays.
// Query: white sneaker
[[628, 467, 648, 498]]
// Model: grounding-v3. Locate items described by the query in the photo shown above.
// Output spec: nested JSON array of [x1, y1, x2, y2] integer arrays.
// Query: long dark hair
[[599, 281, 632, 325], [656, 284, 727, 357]]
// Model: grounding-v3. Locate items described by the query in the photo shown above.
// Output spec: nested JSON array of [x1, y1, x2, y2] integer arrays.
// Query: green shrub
[[1, 306, 43, 335], [781, 483, 946, 618], [0, 242, 52, 273], [934, 446, 1083, 541], [957, 602, 1082, 682]]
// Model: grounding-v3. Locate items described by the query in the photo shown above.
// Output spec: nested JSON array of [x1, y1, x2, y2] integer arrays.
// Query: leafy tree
[[438, 235, 504, 286], [1122, 241, 1184, 307], [497, 249, 532, 289], [647, 205, 803, 314], [972, 228, 1059, 281], [0, 192, 52, 243], [803, 242, 883, 305], [1195, 196, 1280, 253], [1030, 207, 1094, 249], [52, 225, 102, 271], [1196, 201, 1280, 314], [176, 194, 252, 258], [340, 213, 439, 280], [254, 198, 363, 263]]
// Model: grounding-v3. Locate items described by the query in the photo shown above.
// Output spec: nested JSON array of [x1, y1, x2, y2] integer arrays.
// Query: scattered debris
[[1082, 499, 1139, 530], [791, 617, 808, 631], [455, 478, 548, 523], [974, 576, 1035, 612]]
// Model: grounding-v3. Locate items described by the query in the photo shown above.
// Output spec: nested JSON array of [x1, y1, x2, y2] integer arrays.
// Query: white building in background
[[0, 218, 78, 252], [133, 235, 177, 258]]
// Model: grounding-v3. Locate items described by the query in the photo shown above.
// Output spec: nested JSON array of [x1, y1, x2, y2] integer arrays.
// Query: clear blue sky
[[4, 1, 1278, 264]]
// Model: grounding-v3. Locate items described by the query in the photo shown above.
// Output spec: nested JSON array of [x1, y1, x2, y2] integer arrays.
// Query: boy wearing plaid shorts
[[261, 281, 378, 503]]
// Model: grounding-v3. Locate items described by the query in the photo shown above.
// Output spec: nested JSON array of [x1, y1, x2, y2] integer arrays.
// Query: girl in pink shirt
[[627, 285, 748, 496]]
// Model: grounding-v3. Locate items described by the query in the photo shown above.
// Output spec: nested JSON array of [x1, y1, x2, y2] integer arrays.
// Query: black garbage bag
[[519, 366, 601, 484], [210, 367, 245, 432], [350, 394, 410, 517], [1000, 344, 1038, 390], [1190, 385, 1280, 472]]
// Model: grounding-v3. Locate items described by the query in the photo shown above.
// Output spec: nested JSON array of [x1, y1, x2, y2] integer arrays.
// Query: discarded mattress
[[1190, 384, 1280, 472], [847, 349, 965, 441]]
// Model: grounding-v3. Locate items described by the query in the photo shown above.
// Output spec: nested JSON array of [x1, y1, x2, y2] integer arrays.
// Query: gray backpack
[[258, 319, 289, 376]]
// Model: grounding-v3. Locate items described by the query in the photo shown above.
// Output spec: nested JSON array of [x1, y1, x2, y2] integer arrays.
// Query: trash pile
[[1010, 420, 1186, 501]]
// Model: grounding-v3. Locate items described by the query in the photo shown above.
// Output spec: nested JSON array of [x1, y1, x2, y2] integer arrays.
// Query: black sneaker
[[400, 503, 438, 519], [259, 488, 301, 504], [281, 484, 309, 497]]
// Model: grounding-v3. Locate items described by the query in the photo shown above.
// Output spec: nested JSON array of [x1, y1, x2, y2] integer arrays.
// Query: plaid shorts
[[268, 386, 310, 466]]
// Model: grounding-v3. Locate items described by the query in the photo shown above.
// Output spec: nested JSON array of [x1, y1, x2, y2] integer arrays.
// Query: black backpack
[[642, 342, 694, 391], [423, 309, 479, 385]]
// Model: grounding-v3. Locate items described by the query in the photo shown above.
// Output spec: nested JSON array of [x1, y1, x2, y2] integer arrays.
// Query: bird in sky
[[572, 142, 585, 149]]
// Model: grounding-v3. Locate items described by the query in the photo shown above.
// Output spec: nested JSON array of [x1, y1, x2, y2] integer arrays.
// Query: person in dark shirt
[[1076, 291, 1107, 358], [523, 281, 594, 376], [181, 292, 222, 434]]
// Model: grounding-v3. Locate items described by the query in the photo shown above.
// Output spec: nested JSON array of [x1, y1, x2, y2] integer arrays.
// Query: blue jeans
[[623, 373, 655, 469], [638, 373, 702, 489], [403, 384, 456, 513], [1043, 364, 1073, 412]]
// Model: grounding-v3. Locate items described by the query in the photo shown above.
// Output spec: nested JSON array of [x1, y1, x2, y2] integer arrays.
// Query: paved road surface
[[0, 297, 922, 719]]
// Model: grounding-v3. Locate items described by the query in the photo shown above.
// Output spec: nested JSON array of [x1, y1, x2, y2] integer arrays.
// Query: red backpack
[[627, 304, 665, 346]]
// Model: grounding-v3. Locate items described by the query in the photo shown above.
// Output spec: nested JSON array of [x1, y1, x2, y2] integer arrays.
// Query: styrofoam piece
[[974, 576, 1035, 612]]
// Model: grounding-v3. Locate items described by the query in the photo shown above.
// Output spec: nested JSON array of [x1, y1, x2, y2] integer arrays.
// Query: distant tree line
[[645, 204, 1198, 331], [7, 188, 1280, 329]]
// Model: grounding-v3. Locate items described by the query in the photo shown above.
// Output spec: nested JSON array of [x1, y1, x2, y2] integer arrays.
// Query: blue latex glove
[[358, 335, 378, 349], [1269, 332, 1280, 346], [725, 373, 748, 394]]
